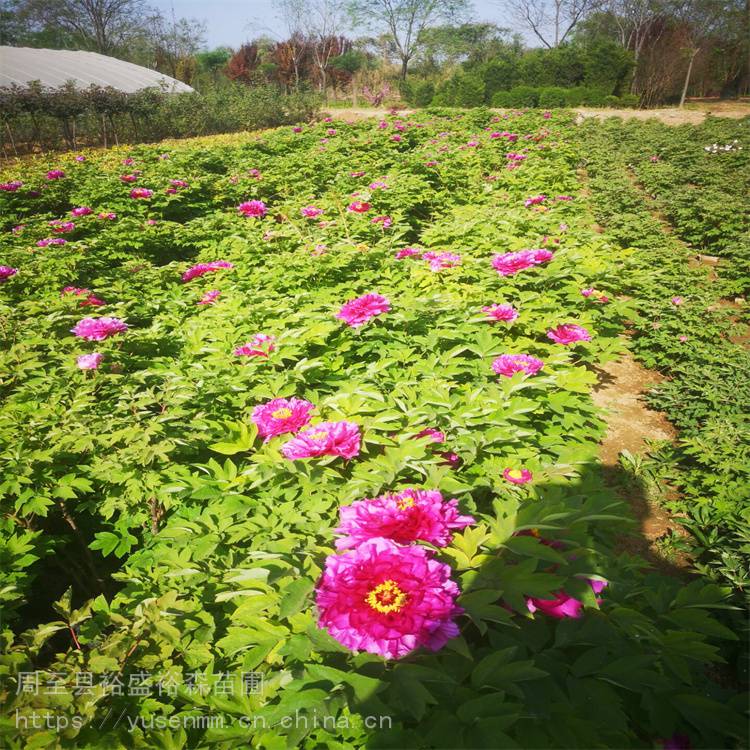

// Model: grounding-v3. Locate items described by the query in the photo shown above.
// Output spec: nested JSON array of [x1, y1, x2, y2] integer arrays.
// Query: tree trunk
[[400, 57, 408, 80], [679, 47, 699, 108]]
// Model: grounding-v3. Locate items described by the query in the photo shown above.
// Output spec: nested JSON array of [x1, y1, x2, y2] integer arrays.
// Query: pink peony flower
[[371, 215, 392, 229], [281, 420, 361, 460], [122, 158, 135, 165], [524, 194, 546, 207], [238, 200, 267, 217], [293, 126, 303, 133], [527, 579, 607, 619], [439, 451, 462, 469], [71, 207, 92, 217], [120, 174, 139, 183], [334, 488, 474, 550], [547, 324, 592, 346], [170, 179, 188, 188], [543, 111, 551, 119], [71, 317, 128, 341], [0, 266, 18, 281], [391, 134, 402, 142], [415, 427, 445, 443], [491, 249, 553, 276], [46, 170, 65, 180], [198, 289, 221, 305], [77, 352, 103, 370], [129, 188, 153, 199], [63, 287, 104, 307], [492, 354, 544, 378], [98, 212, 116, 220], [350, 170, 366, 177], [75, 155, 86, 162], [252, 397, 315, 440], [12, 225, 24, 234], [482, 304, 519, 323], [234, 333, 276, 358], [181, 260, 234, 282], [369, 181, 388, 190], [36, 238, 67, 247], [671, 296, 684, 306], [422, 251, 461, 271], [395, 247, 421, 259], [678, 335, 688, 343], [581, 288, 595, 298], [315, 537, 462, 659], [301, 205, 324, 218], [503, 468, 533, 484], [50, 220, 75, 233], [0, 181, 23, 191], [337, 293, 390, 327], [347, 201, 370, 213]]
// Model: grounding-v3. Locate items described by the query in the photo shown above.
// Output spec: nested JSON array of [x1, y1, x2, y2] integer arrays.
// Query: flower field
[[0, 109, 747, 748]]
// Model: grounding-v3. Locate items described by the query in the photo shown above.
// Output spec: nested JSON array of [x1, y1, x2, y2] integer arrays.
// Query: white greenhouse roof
[[0, 46, 194, 93]]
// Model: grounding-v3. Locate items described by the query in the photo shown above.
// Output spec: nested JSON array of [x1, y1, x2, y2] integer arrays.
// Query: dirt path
[[326, 100, 750, 126]]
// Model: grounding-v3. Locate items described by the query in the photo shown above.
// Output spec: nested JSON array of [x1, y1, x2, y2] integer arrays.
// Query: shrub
[[505, 85, 539, 107], [538, 86, 568, 108]]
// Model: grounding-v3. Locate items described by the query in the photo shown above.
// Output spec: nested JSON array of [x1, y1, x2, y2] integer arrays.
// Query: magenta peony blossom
[[50, 220, 75, 233], [415, 427, 445, 443], [350, 170, 366, 177], [46, 170, 65, 180], [122, 158, 135, 165], [238, 200, 267, 217], [347, 200, 370, 213], [439, 451, 462, 469], [301, 205, 324, 218], [547, 324, 592, 346], [63, 287, 104, 307], [371, 215, 392, 228], [1, 181, 23, 191], [197, 289, 221, 305], [316, 537, 462, 659], [71, 317, 128, 341], [492, 249, 553, 276], [527, 579, 607, 619], [395, 247, 421, 259], [369, 181, 388, 190], [36, 238, 67, 247], [77, 353, 103, 370], [524, 194, 546, 207], [503, 468, 533, 484], [282, 420, 361, 460], [75, 155, 86, 162], [482, 304, 519, 323], [337, 293, 390, 327], [293, 126, 303, 133], [581, 288, 595, 297], [12, 225, 24, 234], [234, 333, 276, 358], [98, 212, 117, 220], [334, 488, 474, 550], [423, 251, 461, 271], [492, 354, 544, 378], [671, 296, 684, 306], [0, 266, 18, 281], [129, 188, 152, 199], [252, 397, 315, 440], [120, 174, 139, 183], [181, 260, 234, 282], [170, 179, 188, 188], [71, 206, 92, 217]]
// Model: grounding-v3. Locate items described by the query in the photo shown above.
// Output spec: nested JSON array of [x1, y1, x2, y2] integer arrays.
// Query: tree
[[19, 0, 150, 53], [147, 11, 206, 82], [226, 43, 262, 83], [308, 0, 347, 95], [347, 0, 470, 80], [500, 0, 603, 49], [277, 0, 310, 87]]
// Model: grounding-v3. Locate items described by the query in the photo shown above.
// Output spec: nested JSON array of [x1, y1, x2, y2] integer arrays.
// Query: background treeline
[[0, 0, 748, 153]]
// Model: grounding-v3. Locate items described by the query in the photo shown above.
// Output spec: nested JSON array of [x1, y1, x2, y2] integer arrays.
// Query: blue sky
[[151, 0, 514, 49]]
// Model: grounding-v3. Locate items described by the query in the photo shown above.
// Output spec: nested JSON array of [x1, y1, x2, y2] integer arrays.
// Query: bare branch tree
[[348, 0, 470, 79], [501, 0, 602, 48]]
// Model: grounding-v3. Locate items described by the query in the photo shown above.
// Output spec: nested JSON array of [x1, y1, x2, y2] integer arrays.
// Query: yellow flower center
[[366, 580, 408, 614], [530, 527, 540, 538], [507, 469, 524, 479], [271, 407, 293, 419], [308, 431, 328, 441], [396, 495, 415, 510]]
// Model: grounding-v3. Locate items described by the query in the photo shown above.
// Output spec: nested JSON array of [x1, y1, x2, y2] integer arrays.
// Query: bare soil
[[326, 100, 750, 127]]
